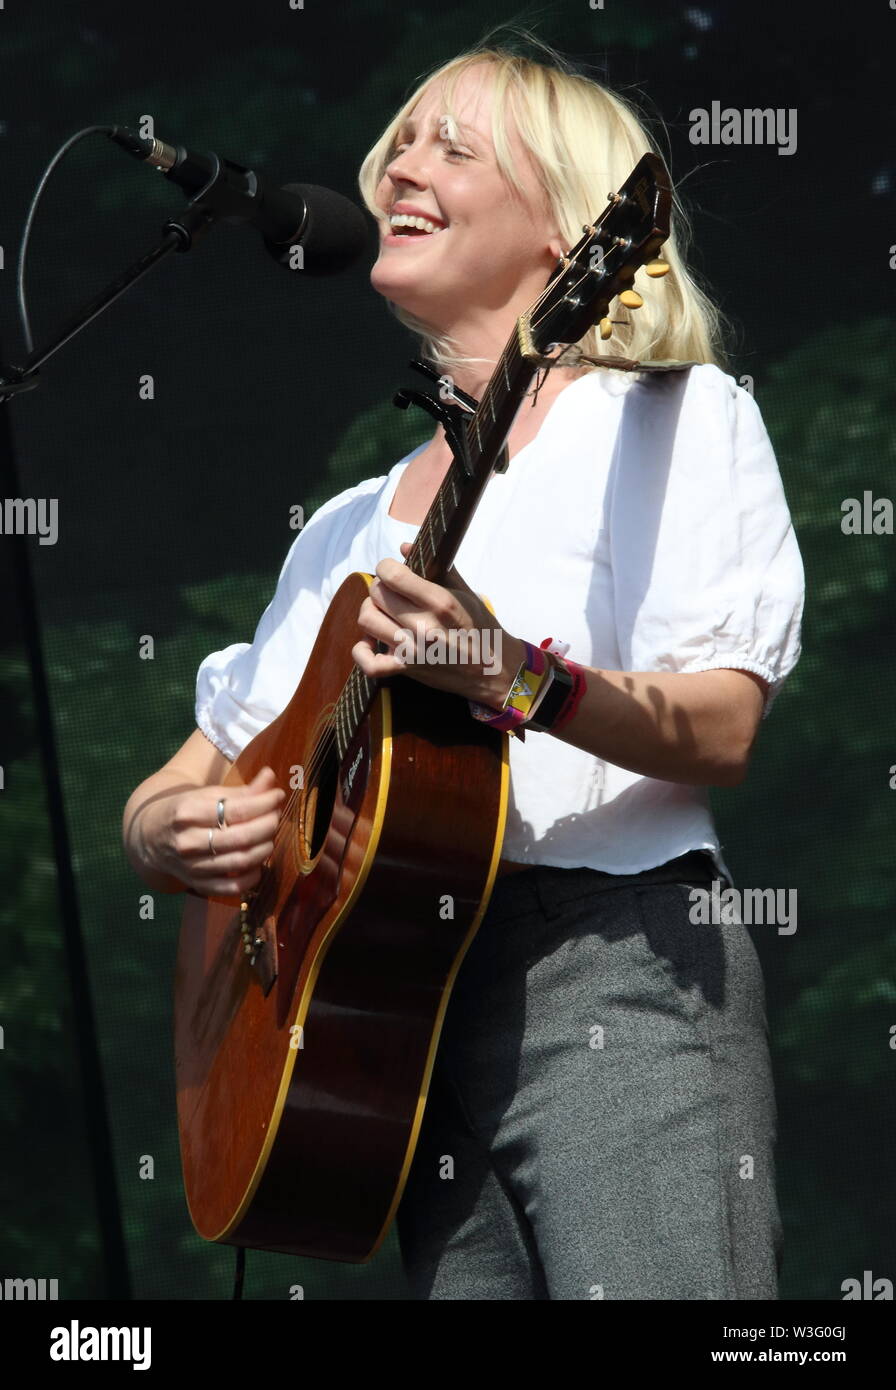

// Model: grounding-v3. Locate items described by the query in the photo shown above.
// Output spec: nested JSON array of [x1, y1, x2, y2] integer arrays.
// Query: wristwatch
[[523, 654, 575, 733]]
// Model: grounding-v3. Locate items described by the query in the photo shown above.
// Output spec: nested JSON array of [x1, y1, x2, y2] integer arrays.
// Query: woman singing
[[123, 38, 804, 1300]]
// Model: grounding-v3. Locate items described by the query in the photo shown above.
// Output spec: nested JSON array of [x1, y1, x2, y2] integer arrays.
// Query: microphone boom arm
[[0, 169, 274, 402]]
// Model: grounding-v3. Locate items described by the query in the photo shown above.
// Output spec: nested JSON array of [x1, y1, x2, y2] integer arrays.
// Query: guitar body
[[174, 570, 509, 1262]]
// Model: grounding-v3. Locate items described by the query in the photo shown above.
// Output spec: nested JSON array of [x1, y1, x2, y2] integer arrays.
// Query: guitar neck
[[336, 150, 673, 755], [336, 327, 540, 760], [404, 325, 541, 583]]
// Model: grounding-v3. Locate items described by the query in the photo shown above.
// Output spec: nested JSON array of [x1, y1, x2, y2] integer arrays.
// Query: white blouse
[[195, 363, 804, 876]]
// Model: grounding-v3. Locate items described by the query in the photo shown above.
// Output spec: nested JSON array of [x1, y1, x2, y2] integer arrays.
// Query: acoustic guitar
[[175, 153, 672, 1261]]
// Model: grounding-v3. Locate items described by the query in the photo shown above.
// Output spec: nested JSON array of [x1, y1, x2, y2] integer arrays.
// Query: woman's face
[[370, 65, 564, 332]]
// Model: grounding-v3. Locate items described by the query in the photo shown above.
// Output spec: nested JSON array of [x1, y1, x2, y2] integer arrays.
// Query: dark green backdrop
[[1, 0, 893, 1299]]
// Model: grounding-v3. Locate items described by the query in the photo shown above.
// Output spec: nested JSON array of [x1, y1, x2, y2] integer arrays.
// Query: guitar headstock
[[524, 152, 672, 354]]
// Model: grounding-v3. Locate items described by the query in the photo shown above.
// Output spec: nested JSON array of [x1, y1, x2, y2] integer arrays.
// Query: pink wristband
[[549, 658, 587, 731]]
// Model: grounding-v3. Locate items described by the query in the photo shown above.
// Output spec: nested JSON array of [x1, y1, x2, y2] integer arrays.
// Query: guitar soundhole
[[300, 737, 340, 862]]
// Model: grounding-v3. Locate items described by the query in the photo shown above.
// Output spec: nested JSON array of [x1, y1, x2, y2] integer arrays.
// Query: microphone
[[106, 125, 370, 275]]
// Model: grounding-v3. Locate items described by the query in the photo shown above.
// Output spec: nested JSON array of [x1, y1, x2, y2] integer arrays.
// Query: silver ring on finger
[[216, 798, 227, 829], [208, 828, 216, 856]]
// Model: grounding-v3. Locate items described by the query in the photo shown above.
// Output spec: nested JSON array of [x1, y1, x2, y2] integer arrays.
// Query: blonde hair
[[357, 32, 728, 377]]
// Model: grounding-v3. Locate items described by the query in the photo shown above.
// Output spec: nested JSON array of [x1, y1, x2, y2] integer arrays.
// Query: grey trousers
[[396, 853, 783, 1300]]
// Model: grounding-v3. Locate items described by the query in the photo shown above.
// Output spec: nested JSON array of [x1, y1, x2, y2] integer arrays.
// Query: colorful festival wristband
[[467, 640, 548, 740], [468, 638, 586, 737]]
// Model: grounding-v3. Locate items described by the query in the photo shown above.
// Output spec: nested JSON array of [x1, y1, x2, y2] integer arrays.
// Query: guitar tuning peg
[[599, 317, 613, 340], [619, 289, 644, 309], [645, 258, 670, 278]]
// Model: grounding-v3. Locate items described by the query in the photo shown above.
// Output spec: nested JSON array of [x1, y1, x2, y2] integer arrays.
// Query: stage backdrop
[[1, 0, 893, 1299]]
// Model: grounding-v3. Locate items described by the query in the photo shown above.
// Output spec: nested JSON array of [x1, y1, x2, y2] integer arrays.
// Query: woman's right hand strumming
[[122, 729, 286, 898]]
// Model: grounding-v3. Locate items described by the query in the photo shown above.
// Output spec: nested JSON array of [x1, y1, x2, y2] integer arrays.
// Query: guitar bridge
[[240, 899, 279, 997]]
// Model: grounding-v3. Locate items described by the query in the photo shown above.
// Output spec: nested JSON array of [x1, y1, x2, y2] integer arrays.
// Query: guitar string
[[252, 211, 636, 872], [247, 220, 641, 894], [256, 341, 521, 876], [253, 236, 632, 888]]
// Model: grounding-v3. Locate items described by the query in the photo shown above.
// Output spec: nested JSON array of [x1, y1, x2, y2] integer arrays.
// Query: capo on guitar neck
[[392, 358, 514, 478], [392, 359, 478, 482], [407, 357, 479, 413]]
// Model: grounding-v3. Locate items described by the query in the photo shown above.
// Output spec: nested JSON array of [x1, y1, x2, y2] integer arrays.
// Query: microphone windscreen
[[264, 183, 371, 276]]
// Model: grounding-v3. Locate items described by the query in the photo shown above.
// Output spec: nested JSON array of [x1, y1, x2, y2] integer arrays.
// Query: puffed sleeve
[[194, 498, 341, 761], [609, 363, 804, 718]]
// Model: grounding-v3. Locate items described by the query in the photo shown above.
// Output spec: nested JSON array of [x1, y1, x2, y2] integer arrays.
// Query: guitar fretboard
[[333, 323, 541, 760]]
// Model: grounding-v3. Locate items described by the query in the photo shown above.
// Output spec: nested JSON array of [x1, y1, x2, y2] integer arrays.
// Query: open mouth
[[384, 214, 448, 241]]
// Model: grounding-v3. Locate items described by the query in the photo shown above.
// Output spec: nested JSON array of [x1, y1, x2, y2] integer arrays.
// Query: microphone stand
[[0, 157, 256, 399], [0, 168, 257, 1294], [0, 219, 194, 399]]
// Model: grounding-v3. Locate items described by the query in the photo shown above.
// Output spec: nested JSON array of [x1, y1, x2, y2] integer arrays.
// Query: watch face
[[528, 664, 574, 732], [524, 665, 556, 722]]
